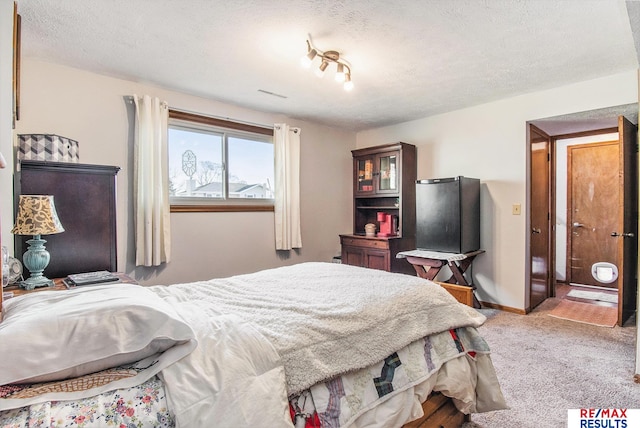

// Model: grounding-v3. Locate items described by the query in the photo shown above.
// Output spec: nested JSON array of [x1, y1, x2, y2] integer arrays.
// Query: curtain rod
[[127, 95, 168, 108], [126, 96, 274, 131], [274, 124, 300, 134]]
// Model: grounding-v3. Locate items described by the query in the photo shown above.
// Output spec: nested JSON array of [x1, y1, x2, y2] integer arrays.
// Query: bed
[[0, 262, 506, 427]]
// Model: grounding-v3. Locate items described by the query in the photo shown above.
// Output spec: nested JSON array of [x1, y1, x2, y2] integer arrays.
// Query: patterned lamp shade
[[11, 195, 65, 236]]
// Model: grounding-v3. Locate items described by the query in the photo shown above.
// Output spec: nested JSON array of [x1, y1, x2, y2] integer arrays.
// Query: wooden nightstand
[[3, 272, 137, 298]]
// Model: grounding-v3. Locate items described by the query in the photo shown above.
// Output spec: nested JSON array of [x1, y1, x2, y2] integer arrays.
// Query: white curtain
[[133, 94, 171, 266], [274, 123, 302, 250]]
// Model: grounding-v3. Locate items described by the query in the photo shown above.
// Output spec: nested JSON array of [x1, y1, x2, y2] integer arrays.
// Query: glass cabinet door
[[378, 153, 398, 192], [357, 157, 375, 193]]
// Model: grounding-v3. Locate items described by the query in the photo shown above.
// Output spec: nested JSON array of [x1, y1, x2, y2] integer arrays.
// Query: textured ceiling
[[15, 0, 640, 132]]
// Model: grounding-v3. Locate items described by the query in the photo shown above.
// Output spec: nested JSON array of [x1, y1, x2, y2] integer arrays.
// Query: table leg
[[401, 251, 484, 309], [443, 255, 478, 285], [445, 256, 481, 308], [406, 256, 445, 281], [412, 264, 441, 280], [446, 261, 469, 285]]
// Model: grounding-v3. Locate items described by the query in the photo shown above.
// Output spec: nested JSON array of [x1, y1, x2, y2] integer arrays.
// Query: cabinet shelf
[[356, 206, 399, 210]]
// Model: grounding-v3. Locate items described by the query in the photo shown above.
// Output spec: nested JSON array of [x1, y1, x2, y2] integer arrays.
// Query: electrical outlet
[[512, 204, 521, 215]]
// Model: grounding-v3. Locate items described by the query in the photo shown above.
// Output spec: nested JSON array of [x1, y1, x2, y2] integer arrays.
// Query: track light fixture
[[316, 59, 330, 78], [301, 39, 353, 91]]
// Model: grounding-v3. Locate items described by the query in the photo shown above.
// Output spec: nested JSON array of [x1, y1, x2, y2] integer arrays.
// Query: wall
[[0, 0, 14, 252], [11, 59, 354, 285], [356, 71, 638, 310]]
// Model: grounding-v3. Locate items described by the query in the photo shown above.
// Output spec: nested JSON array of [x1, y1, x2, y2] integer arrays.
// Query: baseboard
[[479, 300, 527, 315]]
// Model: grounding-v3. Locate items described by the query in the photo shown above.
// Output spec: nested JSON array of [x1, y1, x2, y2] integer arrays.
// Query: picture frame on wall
[[12, 1, 21, 127]]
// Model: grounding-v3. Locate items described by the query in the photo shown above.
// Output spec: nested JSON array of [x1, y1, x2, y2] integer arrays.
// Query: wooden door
[[617, 116, 638, 325], [529, 124, 552, 310], [567, 141, 619, 289]]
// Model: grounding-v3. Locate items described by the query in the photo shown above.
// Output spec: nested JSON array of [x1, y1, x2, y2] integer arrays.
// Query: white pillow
[[0, 283, 195, 385]]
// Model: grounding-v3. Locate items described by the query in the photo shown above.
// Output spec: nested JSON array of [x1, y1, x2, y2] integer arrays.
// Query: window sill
[[170, 204, 274, 213]]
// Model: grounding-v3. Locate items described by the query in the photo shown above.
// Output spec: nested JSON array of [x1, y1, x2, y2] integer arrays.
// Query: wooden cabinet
[[14, 161, 120, 279], [341, 142, 416, 274], [340, 234, 410, 272]]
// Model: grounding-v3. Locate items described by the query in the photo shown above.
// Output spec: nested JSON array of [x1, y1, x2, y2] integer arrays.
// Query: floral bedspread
[[0, 376, 174, 428]]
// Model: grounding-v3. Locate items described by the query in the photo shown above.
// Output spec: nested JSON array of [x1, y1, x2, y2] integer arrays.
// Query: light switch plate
[[512, 204, 521, 215]]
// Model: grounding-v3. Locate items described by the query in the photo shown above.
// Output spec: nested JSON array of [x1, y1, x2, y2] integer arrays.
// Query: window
[[168, 110, 275, 212]]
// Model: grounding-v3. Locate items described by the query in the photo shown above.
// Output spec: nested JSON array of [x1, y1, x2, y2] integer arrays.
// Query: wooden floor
[[555, 283, 617, 308]]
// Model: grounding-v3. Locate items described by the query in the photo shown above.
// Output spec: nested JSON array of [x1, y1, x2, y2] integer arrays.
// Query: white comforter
[[158, 309, 292, 427], [147, 262, 496, 426], [151, 262, 486, 396]]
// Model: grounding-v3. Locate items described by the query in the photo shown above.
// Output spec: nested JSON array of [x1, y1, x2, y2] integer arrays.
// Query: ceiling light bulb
[[344, 73, 354, 91], [300, 49, 317, 68], [335, 63, 345, 82], [316, 60, 329, 78]]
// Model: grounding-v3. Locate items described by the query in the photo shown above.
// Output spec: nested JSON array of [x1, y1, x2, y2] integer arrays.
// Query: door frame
[[528, 124, 554, 311], [528, 124, 635, 326]]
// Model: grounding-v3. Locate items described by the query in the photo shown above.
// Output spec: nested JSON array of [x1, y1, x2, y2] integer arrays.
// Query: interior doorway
[[528, 105, 638, 327], [566, 140, 619, 290]]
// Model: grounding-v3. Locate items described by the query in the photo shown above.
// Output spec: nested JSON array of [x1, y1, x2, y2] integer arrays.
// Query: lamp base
[[19, 276, 54, 290], [20, 234, 54, 290]]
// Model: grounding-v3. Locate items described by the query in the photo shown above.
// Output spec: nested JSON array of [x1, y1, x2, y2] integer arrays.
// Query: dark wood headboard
[[14, 161, 120, 279]]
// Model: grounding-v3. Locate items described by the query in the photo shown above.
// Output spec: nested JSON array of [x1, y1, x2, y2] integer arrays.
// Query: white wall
[[555, 132, 619, 281], [0, 0, 14, 253], [12, 59, 354, 285], [356, 71, 638, 310]]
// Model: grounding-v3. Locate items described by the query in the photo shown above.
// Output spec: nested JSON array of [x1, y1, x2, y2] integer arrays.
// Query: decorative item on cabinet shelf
[[364, 223, 376, 237], [377, 212, 398, 237], [18, 134, 79, 163], [364, 160, 373, 179]]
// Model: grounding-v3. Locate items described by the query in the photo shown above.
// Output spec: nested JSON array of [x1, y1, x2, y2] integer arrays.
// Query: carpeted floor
[[460, 298, 637, 428], [548, 299, 618, 327]]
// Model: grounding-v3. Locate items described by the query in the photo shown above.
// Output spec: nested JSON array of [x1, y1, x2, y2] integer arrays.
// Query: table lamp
[[11, 195, 65, 290]]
